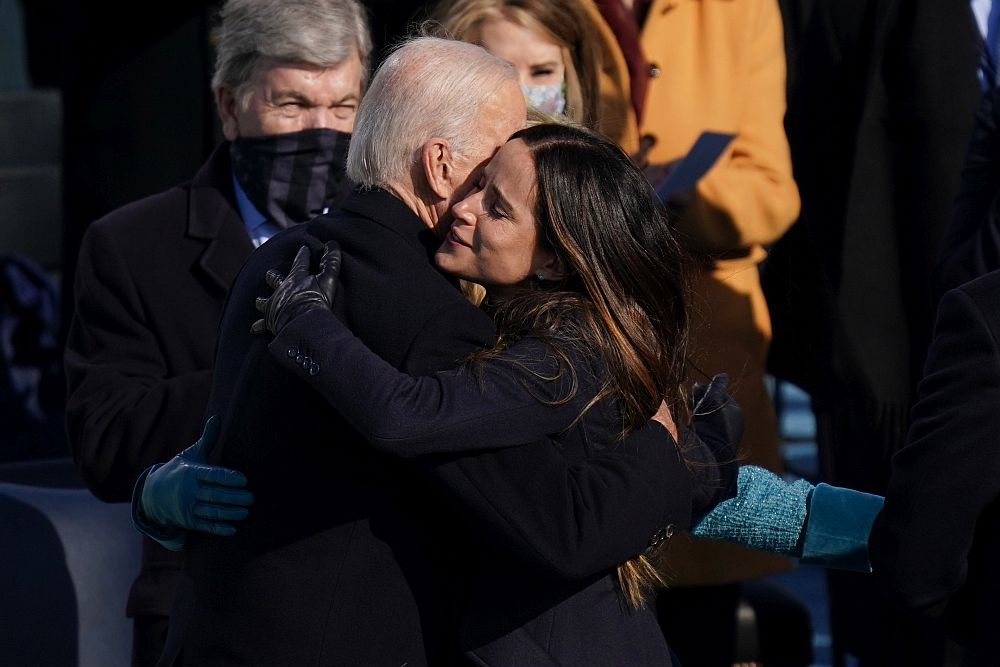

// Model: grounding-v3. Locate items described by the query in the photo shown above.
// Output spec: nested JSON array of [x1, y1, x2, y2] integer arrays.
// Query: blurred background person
[[429, 0, 602, 127], [763, 0, 982, 663], [61, 1, 371, 664]]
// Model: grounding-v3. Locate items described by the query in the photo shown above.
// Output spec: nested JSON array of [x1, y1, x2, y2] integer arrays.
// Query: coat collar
[[333, 187, 443, 264], [186, 143, 255, 295]]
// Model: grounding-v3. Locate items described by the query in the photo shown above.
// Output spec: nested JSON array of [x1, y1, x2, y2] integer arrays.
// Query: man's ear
[[421, 137, 457, 200], [216, 87, 240, 141]]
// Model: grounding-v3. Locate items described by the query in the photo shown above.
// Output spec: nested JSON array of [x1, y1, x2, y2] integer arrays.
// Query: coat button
[[287, 347, 299, 358], [301, 355, 313, 368], [309, 363, 320, 376], [295, 354, 304, 364], [648, 63, 662, 78], [645, 524, 675, 554]]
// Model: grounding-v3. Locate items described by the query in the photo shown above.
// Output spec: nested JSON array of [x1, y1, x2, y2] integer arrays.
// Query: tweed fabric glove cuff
[[690, 464, 812, 556]]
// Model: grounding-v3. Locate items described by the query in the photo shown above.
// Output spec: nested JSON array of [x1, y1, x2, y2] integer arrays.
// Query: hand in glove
[[132, 415, 253, 550], [251, 241, 341, 337], [681, 373, 742, 513], [690, 372, 742, 466], [691, 464, 813, 556]]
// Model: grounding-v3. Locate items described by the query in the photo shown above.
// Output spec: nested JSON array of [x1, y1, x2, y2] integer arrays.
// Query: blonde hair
[[429, 0, 601, 128]]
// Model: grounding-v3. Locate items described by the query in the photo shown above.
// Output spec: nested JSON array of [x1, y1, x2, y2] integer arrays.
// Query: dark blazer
[[64, 144, 253, 618], [938, 84, 1000, 295], [181, 188, 692, 666], [869, 268, 1000, 664]]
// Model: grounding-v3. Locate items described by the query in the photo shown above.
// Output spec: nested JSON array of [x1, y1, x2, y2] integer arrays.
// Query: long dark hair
[[477, 122, 691, 606]]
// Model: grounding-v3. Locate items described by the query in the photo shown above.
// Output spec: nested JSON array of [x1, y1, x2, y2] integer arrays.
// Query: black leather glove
[[690, 373, 742, 464], [251, 241, 341, 336], [682, 373, 743, 514]]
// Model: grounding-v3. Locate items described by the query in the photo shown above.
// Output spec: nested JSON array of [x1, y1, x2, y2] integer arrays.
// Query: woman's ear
[[421, 137, 457, 200], [535, 250, 568, 282]]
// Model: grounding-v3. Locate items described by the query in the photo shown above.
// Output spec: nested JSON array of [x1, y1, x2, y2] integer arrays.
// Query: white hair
[[346, 36, 518, 189]]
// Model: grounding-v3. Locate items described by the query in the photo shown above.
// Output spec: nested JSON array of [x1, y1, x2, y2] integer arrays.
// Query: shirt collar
[[232, 171, 266, 232]]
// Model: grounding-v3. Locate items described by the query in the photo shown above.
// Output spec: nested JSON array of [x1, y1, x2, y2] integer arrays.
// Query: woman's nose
[[452, 193, 481, 226]]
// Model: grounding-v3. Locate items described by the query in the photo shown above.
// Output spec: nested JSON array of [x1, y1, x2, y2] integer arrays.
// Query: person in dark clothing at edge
[[62, 1, 370, 664]]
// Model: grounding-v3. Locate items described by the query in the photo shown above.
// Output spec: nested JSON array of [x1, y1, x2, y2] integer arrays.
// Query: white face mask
[[521, 82, 566, 115]]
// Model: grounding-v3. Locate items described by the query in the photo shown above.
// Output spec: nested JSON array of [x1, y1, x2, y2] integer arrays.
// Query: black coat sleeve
[[64, 222, 213, 501], [268, 308, 599, 457], [869, 283, 1000, 616], [272, 305, 692, 581]]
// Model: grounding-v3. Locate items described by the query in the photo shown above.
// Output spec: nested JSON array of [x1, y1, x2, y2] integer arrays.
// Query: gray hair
[[346, 36, 518, 189], [211, 0, 372, 107]]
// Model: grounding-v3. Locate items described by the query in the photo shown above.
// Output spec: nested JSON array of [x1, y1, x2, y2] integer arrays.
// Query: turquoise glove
[[131, 415, 253, 550], [691, 465, 813, 556]]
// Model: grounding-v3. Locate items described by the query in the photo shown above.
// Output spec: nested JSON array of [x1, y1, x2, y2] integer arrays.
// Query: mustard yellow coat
[[584, 0, 802, 585]]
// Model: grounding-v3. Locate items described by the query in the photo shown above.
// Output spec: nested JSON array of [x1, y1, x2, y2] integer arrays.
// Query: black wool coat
[[64, 144, 253, 619]]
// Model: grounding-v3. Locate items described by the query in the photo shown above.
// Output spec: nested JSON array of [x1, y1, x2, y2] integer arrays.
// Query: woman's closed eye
[[487, 199, 508, 220]]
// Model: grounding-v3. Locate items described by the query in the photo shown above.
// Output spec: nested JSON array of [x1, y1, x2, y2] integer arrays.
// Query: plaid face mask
[[230, 127, 353, 228]]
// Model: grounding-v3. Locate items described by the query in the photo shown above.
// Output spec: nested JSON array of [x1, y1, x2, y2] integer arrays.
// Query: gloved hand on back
[[132, 415, 253, 550]]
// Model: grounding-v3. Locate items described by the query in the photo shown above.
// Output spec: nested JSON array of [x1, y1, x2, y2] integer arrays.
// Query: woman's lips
[[448, 230, 471, 248]]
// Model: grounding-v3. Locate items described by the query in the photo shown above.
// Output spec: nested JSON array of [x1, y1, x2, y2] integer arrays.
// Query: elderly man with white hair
[[133, 35, 703, 666]]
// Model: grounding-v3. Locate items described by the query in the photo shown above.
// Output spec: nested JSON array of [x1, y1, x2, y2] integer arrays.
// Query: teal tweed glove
[[691, 465, 813, 556]]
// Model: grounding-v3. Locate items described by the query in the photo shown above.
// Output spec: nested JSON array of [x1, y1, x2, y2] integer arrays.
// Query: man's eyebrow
[[268, 89, 359, 105]]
